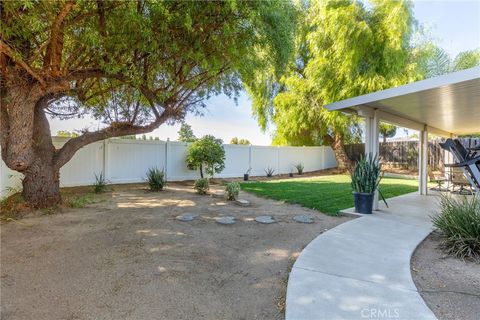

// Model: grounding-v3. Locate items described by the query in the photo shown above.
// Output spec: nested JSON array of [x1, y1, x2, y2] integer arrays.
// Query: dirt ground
[[411, 232, 480, 320], [0, 183, 351, 320]]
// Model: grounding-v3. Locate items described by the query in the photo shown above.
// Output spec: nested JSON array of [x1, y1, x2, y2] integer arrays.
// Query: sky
[[50, 0, 480, 145]]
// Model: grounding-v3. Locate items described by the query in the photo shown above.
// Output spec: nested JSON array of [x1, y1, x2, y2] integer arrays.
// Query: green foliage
[[186, 135, 226, 178], [432, 195, 480, 262], [415, 44, 480, 78], [67, 194, 96, 208], [56, 131, 79, 138], [265, 167, 275, 177], [379, 123, 397, 142], [294, 163, 304, 175], [453, 49, 480, 71], [178, 123, 196, 142], [241, 175, 419, 216], [93, 173, 107, 193], [225, 182, 240, 201], [350, 154, 382, 193], [252, 0, 418, 149], [194, 178, 210, 195], [146, 167, 166, 191], [3, 0, 296, 136], [230, 137, 251, 145]]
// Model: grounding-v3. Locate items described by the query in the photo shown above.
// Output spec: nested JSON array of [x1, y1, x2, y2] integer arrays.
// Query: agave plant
[[350, 154, 382, 194], [265, 167, 275, 177]]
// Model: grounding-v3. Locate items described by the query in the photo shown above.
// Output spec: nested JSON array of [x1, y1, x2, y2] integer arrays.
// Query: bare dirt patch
[[1, 183, 351, 320], [411, 232, 480, 320]]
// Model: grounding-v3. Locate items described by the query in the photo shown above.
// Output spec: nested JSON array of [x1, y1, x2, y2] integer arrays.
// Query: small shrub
[[431, 194, 480, 262], [0, 193, 26, 221], [94, 172, 107, 193], [225, 182, 240, 200], [265, 167, 275, 177], [295, 163, 304, 175], [146, 167, 166, 191], [194, 178, 209, 195], [67, 194, 95, 208]]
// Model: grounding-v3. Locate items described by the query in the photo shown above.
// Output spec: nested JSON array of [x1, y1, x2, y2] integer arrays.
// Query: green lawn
[[240, 174, 420, 216]]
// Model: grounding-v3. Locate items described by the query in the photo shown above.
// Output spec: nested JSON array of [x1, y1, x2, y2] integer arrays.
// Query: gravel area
[[1, 183, 351, 320], [411, 232, 480, 320]]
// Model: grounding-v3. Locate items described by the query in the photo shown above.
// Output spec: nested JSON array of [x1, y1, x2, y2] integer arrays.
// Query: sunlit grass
[[241, 174, 419, 216]]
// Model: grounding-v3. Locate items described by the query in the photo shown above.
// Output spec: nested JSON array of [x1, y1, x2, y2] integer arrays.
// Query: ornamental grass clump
[[93, 172, 107, 193], [295, 163, 304, 175], [350, 154, 382, 193], [431, 194, 480, 262], [225, 182, 240, 200], [146, 167, 166, 191]]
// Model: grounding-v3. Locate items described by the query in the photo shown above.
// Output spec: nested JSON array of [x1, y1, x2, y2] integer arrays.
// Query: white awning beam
[[325, 67, 480, 135]]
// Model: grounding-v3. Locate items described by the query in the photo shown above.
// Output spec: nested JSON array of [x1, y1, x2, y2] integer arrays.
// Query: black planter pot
[[353, 192, 374, 214], [243, 174, 249, 181]]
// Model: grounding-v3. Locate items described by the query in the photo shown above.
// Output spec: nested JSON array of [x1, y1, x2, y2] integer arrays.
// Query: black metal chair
[[440, 139, 480, 192]]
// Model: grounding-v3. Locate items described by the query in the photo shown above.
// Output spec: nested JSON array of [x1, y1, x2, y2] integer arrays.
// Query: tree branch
[[43, 1, 76, 76], [0, 40, 46, 86], [54, 110, 173, 169]]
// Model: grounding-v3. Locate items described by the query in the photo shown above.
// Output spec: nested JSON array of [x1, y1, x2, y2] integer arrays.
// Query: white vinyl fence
[[1, 137, 337, 197]]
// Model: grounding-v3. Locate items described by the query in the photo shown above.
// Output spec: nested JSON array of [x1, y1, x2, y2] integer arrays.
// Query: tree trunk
[[1, 79, 62, 208], [324, 134, 351, 171], [23, 100, 61, 207], [22, 159, 61, 208]]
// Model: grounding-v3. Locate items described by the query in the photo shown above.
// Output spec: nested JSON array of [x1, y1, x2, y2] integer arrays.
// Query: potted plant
[[350, 154, 382, 214], [244, 168, 251, 181]]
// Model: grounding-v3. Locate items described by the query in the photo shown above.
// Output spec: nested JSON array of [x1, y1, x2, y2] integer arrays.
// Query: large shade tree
[[0, 0, 296, 207], [251, 0, 421, 169]]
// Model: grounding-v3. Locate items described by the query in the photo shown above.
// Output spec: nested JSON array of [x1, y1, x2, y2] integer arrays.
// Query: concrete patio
[[285, 192, 440, 320]]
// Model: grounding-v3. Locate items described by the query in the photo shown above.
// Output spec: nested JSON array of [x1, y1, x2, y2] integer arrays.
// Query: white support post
[[418, 129, 428, 195], [372, 110, 380, 210], [165, 138, 170, 181], [364, 117, 372, 155], [363, 111, 380, 210], [103, 139, 109, 181]]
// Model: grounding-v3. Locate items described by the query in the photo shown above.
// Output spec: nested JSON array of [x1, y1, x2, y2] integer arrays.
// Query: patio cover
[[325, 66, 480, 136], [324, 66, 480, 203]]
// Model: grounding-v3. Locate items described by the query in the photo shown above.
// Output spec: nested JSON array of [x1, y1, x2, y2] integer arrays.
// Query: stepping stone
[[293, 214, 314, 224], [215, 216, 236, 225], [255, 215, 276, 224], [235, 199, 250, 207], [176, 214, 198, 222], [211, 190, 225, 198]]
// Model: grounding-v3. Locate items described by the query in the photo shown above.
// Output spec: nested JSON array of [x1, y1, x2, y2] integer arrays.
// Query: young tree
[[56, 130, 78, 138], [238, 139, 251, 145], [250, 0, 420, 170], [230, 137, 250, 145], [186, 135, 225, 178], [379, 123, 397, 143], [178, 123, 196, 142], [0, 0, 296, 207]]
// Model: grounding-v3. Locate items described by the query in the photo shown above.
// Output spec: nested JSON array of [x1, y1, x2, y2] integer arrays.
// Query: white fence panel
[[0, 154, 23, 196], [220, 144, 250, 178], [250, 146, 279, 176], [56, 140, 104, 187], [167, 141, 199, 181], [323, 146, 337, 169], [107, 140, 166, 184], [1, 137, 338, 198]]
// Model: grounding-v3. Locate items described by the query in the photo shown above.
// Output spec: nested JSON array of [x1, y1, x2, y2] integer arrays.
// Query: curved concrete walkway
[[286, 192, 439, 320]]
